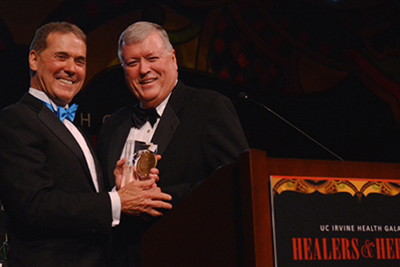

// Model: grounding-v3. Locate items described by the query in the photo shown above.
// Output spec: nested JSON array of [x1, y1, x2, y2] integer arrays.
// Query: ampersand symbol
[[361, 240, 375, 258]]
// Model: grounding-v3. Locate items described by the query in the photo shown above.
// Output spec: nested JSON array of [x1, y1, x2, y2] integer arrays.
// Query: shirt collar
[[29, 87, 69, 111]]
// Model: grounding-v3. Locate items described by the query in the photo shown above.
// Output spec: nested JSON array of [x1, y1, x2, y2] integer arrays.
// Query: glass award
[[123, 140, 158, 183], [123, 139, 136, 185]]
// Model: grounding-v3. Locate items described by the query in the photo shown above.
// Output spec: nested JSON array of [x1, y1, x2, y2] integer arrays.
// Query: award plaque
[[134, 150, 157, 178], [123, 140, 158, 183]]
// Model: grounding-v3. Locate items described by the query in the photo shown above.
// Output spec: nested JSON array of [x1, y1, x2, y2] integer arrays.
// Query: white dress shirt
[[119, 93, 170, 160]]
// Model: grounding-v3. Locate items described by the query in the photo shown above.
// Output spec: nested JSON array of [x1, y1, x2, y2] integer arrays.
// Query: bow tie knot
[[131, 105, 160, 128], [43, 102, 78, 122], [57, 104, 78, 122]]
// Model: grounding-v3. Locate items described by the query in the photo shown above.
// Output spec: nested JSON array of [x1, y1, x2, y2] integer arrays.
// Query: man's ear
[[171, 49, 178, 71], [29, 50, 39, 72]]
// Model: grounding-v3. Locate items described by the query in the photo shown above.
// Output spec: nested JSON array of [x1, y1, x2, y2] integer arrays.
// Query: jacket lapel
[[151, 81, 185, 155], [151, 104, 179, 155], [75, 122, 104, 192], [107, 117, 133, 186], [23, 93, 95, 188]]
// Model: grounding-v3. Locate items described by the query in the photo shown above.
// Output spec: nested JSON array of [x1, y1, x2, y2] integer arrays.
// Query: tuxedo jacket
[[97, 80, 249, 205], [0, 93, 112, 267], [96, 81, 248, 266]]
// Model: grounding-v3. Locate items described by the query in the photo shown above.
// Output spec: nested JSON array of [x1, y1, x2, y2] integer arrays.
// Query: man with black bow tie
[[96, 21, 249, 267], [0, 22, 172, 267]]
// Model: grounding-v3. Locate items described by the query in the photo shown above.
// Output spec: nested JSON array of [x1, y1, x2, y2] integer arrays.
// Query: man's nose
[[64, 59, 77, 74], [139, 60, 151, 75]]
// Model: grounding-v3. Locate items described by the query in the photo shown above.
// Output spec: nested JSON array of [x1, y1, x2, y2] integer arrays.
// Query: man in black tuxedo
[[96, 21, 249, 266], [0, 22, 172, 267]]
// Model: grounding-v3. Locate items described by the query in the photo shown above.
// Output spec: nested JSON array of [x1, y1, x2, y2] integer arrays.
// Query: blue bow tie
[[43, 102, 78, 122]]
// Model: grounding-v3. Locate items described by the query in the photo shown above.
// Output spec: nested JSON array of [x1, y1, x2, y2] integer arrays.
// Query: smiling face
[[29, 32, 87, 107], [120, 31, 178, 109]]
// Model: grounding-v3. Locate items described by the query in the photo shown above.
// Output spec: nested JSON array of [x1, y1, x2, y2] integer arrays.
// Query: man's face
[[29, 32, 86, 107], [120, 32, 178, 109]]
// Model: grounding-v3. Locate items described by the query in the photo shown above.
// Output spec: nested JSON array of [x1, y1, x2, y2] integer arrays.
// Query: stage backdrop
[[0, 0, 400, 162]]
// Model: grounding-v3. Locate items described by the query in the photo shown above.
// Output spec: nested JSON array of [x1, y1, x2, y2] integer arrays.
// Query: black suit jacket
[[97, 80, 248, 203], [0, 93, 113, 267], [96, 81, 248, 266]]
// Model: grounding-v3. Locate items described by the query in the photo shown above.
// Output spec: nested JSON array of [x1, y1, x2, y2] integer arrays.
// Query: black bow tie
[[131, 105, 160, 128]]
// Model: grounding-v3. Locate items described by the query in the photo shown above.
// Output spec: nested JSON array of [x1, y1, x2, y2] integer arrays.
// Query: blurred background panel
[[0, 0, 400, 163]]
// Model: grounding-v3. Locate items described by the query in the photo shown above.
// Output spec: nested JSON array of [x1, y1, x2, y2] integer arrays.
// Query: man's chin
[[54, 92, 79, 106]]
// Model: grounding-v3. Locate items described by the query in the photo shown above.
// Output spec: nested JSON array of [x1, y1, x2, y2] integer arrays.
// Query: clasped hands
[[114, 155, 172, 218]]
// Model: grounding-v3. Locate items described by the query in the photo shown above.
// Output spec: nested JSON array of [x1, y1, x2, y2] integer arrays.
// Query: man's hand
[[118, 178, 172, 217], [114, 155, 162, 189], [114, 158, 127, 190]]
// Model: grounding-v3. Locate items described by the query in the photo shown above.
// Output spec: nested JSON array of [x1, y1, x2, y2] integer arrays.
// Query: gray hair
[[118, 21, 173, 63]]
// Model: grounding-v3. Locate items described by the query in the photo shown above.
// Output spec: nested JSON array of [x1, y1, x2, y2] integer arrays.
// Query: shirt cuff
[[108, 190, 121, 227]]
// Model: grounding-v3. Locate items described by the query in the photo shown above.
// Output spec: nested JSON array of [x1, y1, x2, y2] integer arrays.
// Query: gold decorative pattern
[[271, 176, 400, 200]]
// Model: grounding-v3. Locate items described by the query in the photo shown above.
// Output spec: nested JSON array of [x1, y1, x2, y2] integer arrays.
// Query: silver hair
[[118, 21, 173, 63]]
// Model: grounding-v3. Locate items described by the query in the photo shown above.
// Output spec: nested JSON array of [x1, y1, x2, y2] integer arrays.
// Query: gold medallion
[[135, 150, 157, 178]]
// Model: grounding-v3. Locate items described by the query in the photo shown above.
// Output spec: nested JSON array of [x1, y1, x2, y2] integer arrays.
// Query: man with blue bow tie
[[0, 22, 172, 267]]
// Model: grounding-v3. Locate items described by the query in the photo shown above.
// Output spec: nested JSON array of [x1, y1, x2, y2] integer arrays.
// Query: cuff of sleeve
[[108, 190, 121, 227]]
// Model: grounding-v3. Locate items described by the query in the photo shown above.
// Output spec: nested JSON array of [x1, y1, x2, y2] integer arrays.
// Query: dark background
[[2, 0, 400, 263], [1, 0, 400, 163]]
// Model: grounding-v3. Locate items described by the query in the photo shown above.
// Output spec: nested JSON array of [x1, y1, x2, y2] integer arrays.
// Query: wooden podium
[[141, 149, 400, 267]]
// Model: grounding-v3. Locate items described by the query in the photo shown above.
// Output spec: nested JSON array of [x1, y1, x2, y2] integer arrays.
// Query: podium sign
[[271, 176, 400, 266], [142, 150, 400, 267]]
